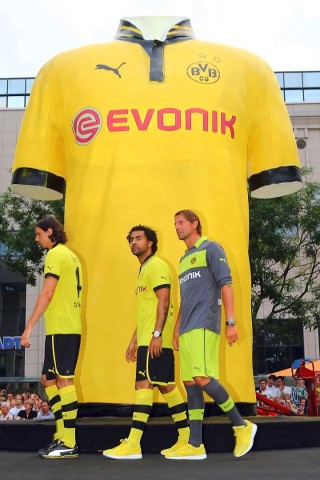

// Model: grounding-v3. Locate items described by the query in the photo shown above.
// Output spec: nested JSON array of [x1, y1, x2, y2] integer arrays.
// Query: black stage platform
[[1, 414, 320, 453]]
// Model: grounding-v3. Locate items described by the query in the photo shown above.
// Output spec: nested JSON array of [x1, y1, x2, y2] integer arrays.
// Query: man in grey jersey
[[165, 209, 257, 460]]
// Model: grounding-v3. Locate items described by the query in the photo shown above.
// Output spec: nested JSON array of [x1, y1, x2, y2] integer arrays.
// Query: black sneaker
[[40, 441, 79, 459], [38, 439, 61, 457]]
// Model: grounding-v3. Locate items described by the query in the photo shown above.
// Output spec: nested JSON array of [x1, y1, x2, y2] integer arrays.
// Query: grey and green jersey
[[179, 236, 232, 335]]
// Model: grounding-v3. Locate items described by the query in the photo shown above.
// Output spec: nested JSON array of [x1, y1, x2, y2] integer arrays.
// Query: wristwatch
[[226, 318, 236, 327], [153, 330, 162, 338]]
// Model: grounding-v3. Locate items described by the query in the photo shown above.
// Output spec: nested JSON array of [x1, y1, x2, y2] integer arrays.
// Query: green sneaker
[[233, 420, 257, 457], [102, 439, 142, 460], [165, 443, 207, 460]]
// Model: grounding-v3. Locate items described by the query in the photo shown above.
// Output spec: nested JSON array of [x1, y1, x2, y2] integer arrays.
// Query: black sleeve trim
[[153, 284, 170, 292], [44, 273, 60, 280], [11, 168, 66, 196], [249, 166, 302, 193]]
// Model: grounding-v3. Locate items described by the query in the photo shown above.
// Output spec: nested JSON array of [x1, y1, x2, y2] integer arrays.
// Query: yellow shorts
[[179, 328, 220, 382]]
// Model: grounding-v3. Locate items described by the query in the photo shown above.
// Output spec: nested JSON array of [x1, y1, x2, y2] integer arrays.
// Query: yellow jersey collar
[[186, 236, 207, 252]]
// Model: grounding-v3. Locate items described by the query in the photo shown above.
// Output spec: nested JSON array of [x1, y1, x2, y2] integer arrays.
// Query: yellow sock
[[128, 388, 153, 446], [45, 385, 64, 440], [162, 387, 189, 441], [59, 384, 78, 447]]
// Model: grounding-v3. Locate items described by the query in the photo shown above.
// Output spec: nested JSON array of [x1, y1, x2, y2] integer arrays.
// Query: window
[[285, 89, 304, 102], [0, 77, 34, 109], [253, 318, 304, 375], [0, 260, 26, 378], [284, 72, 303, 88], [275, 71, 320, 103]]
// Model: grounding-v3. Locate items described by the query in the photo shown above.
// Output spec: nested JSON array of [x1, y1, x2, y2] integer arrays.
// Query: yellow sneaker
[[165, 443, 207, 460], [102, 439, 142, 460], [160, 437, 189, 456], [233, 420, 257, 458]]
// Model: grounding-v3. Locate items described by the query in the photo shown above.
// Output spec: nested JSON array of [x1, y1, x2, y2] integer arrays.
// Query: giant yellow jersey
[[11, 18, 301, 407]]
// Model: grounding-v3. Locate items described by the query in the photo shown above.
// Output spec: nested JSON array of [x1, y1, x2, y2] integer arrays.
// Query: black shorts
[[42, 334, 81, 381], [136, 346, 175, 385]]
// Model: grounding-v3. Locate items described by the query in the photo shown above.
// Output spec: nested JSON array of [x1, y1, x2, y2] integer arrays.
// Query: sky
[[0, 0, 319, 78]]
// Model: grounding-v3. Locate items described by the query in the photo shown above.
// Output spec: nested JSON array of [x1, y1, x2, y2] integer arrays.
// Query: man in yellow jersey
[[103, 225, 189, 460], [11, 16, 302, 410], [20, 216, 82, 459], [165, 210, 257, 460]]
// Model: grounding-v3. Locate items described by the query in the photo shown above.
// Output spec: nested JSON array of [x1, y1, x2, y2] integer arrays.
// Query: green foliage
[[249, 170, 320, 330], [0, 188, 64, 285]]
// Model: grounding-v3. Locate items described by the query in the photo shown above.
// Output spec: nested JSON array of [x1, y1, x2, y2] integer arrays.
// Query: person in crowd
[[257, 379, 270, 396], [103, 225, 189, 460], [167, 209, 257, 460], [9, 394, 25, 419], [17, 400, 37, 420], [6, 392, 14, 408], [22, 392, 31, 402], [31, 393, 43, 413], [297, 398, 307, 416], [256, 379, 272, 408], [37, 400, 55, 420], [19, 216, 83, 459], [0, 402, 13, 420], [275, 376, 292, 404], [266, 375, 278, 399], [291, 377, 308, 409]]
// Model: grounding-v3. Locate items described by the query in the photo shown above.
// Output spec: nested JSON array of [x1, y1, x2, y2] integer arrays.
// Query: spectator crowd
[[0, 389, 54, 421], [256, 375, 309, 415]]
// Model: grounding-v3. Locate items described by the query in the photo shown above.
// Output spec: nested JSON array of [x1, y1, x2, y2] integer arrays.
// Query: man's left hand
[[226, 325, 239, 346]]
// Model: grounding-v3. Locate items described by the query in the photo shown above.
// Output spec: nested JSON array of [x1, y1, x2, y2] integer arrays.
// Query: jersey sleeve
[[206, 242, 232, 287], [149, 260, 171, 291], [44, 248, 63, 279], [11, 61, 66, 200], [247, 60, 302, 199]]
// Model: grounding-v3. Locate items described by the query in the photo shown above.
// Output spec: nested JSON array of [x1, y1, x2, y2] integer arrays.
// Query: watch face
[[153, 331, 161, 338], [226, 319, 236, 326]]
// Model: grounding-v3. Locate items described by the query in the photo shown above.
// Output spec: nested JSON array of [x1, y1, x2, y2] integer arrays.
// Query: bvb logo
[[191, 256, 197, 264], [187, 62, 220, 84]]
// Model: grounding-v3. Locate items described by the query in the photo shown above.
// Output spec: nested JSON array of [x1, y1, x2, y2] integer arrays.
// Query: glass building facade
[[1, 72, 320, 380], [0, 77, 34, 108], [1, 71, 320, 108]]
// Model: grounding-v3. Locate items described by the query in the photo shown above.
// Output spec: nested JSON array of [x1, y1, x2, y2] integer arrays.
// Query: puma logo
[[95, 62, 126, 78]]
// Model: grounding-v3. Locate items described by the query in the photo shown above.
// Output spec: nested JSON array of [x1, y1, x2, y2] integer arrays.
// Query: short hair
[[126, 225, 158, 254], [36, 216, 67, 244], [276, 376, 284, 382], [259, 378, 267, 383], [268, 375, 277, 381], [174, 209, 202, 235]]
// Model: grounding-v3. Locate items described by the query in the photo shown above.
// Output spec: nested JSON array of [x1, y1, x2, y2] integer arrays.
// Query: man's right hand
[[20, 328, 31, 348], [125, 340, 137, 363]]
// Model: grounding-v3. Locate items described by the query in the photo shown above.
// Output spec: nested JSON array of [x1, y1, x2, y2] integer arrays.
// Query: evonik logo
[[72, 107, 237, 145], [180, 271, 201, 285]]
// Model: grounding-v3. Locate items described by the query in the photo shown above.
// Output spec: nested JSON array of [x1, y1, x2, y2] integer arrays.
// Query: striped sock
[[45, 384, 63, 441], [186, 384, 205, 447], [202, 379, 245, 426], [59, 384, 78, 448], [127, 388, 153, 446], [162, 387, 189, 441]]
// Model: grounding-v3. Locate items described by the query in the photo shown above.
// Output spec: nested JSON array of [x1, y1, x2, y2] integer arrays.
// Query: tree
[[249, 171, 320, 332], [0, 188, 64, 286]]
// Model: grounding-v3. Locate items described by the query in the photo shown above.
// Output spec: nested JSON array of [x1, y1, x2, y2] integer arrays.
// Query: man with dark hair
[[103, 225, 189, 460], [20, 216, 82, 459], [166, 210, 257, 460]]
